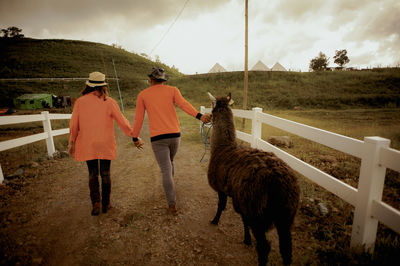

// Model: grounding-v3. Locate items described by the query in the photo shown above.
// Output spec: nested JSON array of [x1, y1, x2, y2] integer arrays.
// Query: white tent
[[251, 60, 270, 71], [208, 63, 226, 73], [271, 62, 287, 71]]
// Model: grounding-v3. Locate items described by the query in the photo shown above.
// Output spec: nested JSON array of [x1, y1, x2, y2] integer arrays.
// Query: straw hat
[[86, 71, 108, 87], [148, 67, 169, 82]]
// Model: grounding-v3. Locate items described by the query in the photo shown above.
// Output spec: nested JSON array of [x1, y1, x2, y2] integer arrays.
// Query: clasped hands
[[133, 137, 144, 150], [132, 113, 211, 150]]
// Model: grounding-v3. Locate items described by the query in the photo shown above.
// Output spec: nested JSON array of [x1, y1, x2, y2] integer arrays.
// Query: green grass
[[1, 38, 400, 111], [171, 70, 400, 110]]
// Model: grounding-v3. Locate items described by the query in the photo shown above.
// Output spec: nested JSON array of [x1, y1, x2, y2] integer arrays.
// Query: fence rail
[[200, 106, 400, 253], [0, 111, 72, 183]]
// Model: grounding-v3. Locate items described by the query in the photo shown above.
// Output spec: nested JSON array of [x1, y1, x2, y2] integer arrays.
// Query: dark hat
[[148, 67, 169, 82]]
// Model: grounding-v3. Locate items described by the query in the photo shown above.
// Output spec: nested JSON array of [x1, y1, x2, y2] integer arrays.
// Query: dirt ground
[[1, 120, 325, 266]]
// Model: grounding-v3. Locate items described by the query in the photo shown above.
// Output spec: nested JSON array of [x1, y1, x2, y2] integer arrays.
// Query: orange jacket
[[69, 92, 133, 162], [132, 84, 200, 141]]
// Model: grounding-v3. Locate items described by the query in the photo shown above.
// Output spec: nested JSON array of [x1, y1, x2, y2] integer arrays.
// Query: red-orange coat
[[69, 92, 133, 162]]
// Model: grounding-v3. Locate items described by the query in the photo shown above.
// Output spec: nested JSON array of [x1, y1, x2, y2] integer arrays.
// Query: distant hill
[[1, 38, 400, 110], [0, 38, 181, 106], [0, 38, 181, 79]]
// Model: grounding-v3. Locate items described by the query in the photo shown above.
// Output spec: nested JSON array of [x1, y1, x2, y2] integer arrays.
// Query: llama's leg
[[241, 215, 252, 245], [211, 191, 227, 225], [276, 222, 293, 265], [251, 223, 270, 266]]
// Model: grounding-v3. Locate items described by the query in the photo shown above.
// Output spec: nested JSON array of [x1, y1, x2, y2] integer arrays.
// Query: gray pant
[[151, 137, 180, 205]]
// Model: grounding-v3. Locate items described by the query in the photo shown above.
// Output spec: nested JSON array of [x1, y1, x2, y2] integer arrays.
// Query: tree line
[[1, 26, 24, 38], [309, 49, 350, 71]]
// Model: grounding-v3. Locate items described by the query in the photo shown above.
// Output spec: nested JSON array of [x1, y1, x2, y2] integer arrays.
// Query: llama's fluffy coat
[[207, 93, 300, 265]]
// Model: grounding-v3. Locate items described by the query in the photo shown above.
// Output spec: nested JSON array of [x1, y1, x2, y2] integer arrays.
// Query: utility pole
[[112, 58, 124, 112], [242, 0, 248, 129], [101, 51, 111, 96]]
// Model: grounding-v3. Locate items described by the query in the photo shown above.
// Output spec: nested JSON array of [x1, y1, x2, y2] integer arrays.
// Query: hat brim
[[148, 74, 169, 82], [86, 80, 108, 87]]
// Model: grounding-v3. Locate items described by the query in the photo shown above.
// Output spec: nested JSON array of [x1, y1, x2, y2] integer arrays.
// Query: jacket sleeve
[[173, 87, 200, 118], [69, 100, 80, 143], [132, 93, 145, 138], [110, 99, 134, 137]]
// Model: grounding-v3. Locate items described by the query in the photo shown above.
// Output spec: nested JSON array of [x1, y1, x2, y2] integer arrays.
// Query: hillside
[[1, 38, 400, 109], [0, 38, 181, 106], [172, 70, 400, 110]]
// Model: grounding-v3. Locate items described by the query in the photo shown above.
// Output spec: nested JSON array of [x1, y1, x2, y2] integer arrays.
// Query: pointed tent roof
[[271, 62, 287, 71], [208, 63, 226, 73], [251, 60, 270, 71]]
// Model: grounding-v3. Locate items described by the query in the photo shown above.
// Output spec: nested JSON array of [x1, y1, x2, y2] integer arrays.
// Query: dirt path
[[0, 120, 316, 266]]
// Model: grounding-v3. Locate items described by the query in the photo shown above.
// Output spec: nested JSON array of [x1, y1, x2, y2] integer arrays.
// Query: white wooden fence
[[201, 106, 400, 253], [1, 107, 399, 253], [0, 111, 72, 183]]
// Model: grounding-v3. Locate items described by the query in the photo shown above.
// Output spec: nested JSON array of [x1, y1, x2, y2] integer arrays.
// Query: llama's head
[[208, 92, 235, 125], [208, 92, 234, 110]]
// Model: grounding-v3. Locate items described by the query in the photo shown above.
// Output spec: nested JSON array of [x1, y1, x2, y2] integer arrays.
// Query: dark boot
[[101, 172, 111, 213], [91, 202, 101, 216], [168, 204, 178, 216], [89, 175, 100, 206], [101, 182, 111, 213]]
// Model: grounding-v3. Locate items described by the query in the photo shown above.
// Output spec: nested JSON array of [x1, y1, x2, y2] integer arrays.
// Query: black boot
[[89, 174, 100, 215], [101, 178, 111, 213]]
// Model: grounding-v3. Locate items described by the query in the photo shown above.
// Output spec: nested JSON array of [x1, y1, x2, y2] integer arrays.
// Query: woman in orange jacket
[[69, 71, 135, 216]]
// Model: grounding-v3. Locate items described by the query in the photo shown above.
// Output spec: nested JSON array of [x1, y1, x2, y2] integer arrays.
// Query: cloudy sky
[[1, 0, 399, 74]]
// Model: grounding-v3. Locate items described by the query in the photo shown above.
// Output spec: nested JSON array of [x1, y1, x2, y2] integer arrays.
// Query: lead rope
[[200, 122, 213, 162]]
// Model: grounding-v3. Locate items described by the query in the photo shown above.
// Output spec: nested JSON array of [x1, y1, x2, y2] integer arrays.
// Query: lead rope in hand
[[200, 122, 213, 163]]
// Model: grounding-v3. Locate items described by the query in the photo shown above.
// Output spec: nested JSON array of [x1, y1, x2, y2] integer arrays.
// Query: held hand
[[133, 138, 144, 150], [200, 113, 212, 124]]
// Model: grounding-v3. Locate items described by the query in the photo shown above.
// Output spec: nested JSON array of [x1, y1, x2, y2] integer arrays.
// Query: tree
[[1, 26, 24, 38], [334, 49, 350, 68], [309, 52, 329, 71], [1, 28, 9, 38]]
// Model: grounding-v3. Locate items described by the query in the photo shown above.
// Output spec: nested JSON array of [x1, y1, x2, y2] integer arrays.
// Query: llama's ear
[[208, 92, 216, 101], [208, 92, 216, 108], [227, 92, 234, 106]]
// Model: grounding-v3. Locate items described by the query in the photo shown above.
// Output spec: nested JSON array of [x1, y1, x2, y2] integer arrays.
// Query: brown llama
[[207, 92, 300, 266]]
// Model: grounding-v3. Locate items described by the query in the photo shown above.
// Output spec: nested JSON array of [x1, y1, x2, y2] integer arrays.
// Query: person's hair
[[150, 78, 165, 84], [81, 85, 108, 101]]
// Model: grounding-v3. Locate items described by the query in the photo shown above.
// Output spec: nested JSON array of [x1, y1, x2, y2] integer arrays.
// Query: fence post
[[0, 164, 3, 184], [41, 111, 56, 158], [350, 136, 390, 253], [251, 107, 262, 148]]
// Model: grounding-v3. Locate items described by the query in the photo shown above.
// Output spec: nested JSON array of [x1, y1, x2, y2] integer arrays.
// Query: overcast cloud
[[0, 0, 399, 74]]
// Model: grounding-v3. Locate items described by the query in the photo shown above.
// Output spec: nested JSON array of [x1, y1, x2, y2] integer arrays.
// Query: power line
[[149, 0, 190, 56]]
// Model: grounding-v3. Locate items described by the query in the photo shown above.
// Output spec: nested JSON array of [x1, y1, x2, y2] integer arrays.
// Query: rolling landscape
[[1, 38, 400, 265]]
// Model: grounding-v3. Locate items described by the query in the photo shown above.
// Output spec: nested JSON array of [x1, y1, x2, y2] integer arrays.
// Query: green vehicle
[[13, 93, 53, 110]]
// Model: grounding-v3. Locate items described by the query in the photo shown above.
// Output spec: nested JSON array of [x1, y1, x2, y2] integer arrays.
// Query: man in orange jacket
[[132, 67, 210, 215]]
